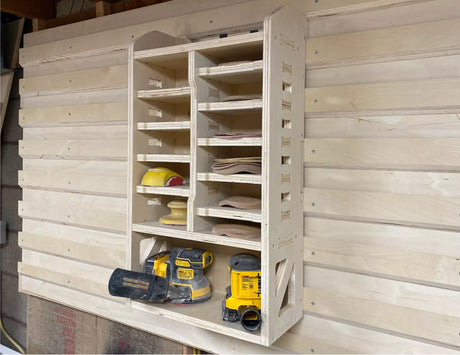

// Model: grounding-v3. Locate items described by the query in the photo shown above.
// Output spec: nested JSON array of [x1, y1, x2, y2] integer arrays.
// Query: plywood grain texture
[[16, 0, 460, 353]]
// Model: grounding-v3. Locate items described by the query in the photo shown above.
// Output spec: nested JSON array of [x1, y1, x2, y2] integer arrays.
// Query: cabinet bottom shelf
[[132, 291, 261, 344], [132, 221, 260, 251]]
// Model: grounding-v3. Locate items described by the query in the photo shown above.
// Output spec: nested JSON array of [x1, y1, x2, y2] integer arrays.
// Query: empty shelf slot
[[136, 185, 190, 197], [197, 172, 261, 184], [132, 221, 260, 251], [137, 121, 190, 131], [137, 154, 190, 163], [197, 137, 262, 146], [197, 206, 261, 223], [198, 60, 263, 84], [198, 99, 263, 113], [137, 87, 191, 103]]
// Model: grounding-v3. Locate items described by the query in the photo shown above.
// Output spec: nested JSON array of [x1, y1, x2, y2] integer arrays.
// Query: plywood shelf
[[136, 154, 190, 163], [132, 221, 261, 251], [132, 291, 261, 344], [198, 60, 263, 84], [137, 87, 191, 103], [198, 99, 263, 113], [197, 137, 262, 146], [197, 206, 261, 223], [137, 121, 190, 131], [136, 185, 190, 197], [134, 32, 263, 63], [197, 172, 262, 184]]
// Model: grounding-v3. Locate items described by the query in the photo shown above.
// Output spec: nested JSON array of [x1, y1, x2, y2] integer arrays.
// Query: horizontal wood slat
[[19, 139, 127, 160], [304, 287, 460, 347], [19, 102, 128, 127], [23, 125, 127, 140], [21, 88, 128, 110], [19, 250, 115, 298], [19, 232, 125, 268], [304, 217, 460, 259], [305, 168, 460, 197], [307, 55, 460, 87], [305, 138, 460, 170], [305, 114, 460, 138], [20, 219, 126, 268], [304, 187, 460, 230], [18, 170, 126, 196], [308, 0, 460, 38], [19, 189, 127, 232], [305, 78, 460, 114], [305, 237, 460, 288], [306, 18, 460, 68], [20, 65, 128, 96]]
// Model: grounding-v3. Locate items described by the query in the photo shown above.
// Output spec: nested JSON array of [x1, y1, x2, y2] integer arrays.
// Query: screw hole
[[314, 50, 318, 55], [311, 251, 315, 255]]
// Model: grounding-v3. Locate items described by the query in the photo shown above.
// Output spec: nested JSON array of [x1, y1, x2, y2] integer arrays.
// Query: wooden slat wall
[[303, 0, 460, 353], [17, 0, 460, 353]]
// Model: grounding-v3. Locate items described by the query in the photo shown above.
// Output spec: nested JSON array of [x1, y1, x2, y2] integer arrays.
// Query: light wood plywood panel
[[304, 287, 460, 347], [19, 170, 126, 197], [24, 50, 129, 78], [307, 55, 460, 87], [20, 219, 126, 268], [305, 78, 460, 114], [19, 250, 115, 299], [288, 313, 459, 354], [20, 65, 128, 96], [305, 138, 460, 170], [21, 88, 128, 109], [305, 168, 460, 197], [304, 187, 460, 230], [23, 125, 127, 140], [22, 159, 127, 176], [307, 18, 460, 68], [306, 266, 460, 318], [305, 237, 460, 288], [305, 217, 460, 259], [308, 0, 460, 37], [19, 139, 127, 160], [19, 189, 127, 233], [20, 102, 128, 127], [305, 114, 460, 138]]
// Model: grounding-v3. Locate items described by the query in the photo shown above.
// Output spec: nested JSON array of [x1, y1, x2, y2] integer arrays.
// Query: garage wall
[[17, 0, 460, 353]]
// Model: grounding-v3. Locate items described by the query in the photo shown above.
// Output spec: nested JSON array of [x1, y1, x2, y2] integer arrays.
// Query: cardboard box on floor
[[27, 296, 185, 354]]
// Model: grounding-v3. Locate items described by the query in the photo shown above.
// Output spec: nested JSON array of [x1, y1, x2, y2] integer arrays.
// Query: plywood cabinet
[[128, 6, 306, 346]]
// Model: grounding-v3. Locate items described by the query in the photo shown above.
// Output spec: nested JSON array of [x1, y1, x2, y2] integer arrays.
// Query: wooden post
[[95, 1, 111, 17], [32, 18, 46, 32]]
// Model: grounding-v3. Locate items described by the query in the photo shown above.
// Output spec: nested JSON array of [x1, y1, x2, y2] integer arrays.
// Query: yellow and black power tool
[[108, 247, 213, 304], [222, 253, 261, 332]]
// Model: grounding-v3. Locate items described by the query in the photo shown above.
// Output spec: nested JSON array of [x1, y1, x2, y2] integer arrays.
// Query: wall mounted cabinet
[[128, 6, 306, 346]]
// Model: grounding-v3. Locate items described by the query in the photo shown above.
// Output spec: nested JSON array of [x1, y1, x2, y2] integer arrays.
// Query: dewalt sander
[[222, 253, 261, 331], [108, 247, 213, 304]]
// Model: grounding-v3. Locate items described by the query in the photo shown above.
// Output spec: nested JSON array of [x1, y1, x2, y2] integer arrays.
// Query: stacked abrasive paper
[[212, 223, 261, 239], [211, 157, 261, 175], [212, 196, 261, 239], [213, 132, 262, 139]]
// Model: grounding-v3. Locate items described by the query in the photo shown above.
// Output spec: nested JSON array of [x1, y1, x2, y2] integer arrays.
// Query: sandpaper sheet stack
[[211, 157, 261, 175], [213, 133, 262, 139], [212, 223, 260, 239]]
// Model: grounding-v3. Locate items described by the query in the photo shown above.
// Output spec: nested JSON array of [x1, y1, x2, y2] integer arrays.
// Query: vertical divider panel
[[189, 51, 219, 232], [261, 6, 306, 345]]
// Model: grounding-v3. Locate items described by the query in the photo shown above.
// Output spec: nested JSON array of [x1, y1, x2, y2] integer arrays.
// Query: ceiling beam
[[1, 0, 54, 19]]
